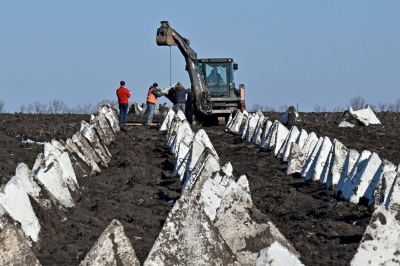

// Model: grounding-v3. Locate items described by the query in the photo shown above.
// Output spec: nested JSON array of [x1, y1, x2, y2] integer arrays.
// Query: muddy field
[[1, 110, 399, 265]]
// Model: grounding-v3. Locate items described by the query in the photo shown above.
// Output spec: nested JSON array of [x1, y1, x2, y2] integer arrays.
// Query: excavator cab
[[198, 58, 239, 98]]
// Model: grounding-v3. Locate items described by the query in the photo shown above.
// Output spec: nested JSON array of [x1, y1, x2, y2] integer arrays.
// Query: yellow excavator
[[156, 21, 246, 125]]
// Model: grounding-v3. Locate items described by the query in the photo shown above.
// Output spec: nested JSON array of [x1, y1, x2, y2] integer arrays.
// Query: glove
[[159, 88, 169, 95]]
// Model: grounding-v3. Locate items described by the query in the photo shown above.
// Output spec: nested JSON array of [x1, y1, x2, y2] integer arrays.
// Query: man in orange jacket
[[146, 82, 164, 126], [116, 80, 131, 127]]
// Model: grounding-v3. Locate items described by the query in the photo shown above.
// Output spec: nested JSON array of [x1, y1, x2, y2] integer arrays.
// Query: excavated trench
[[0, 109, 400, 265]]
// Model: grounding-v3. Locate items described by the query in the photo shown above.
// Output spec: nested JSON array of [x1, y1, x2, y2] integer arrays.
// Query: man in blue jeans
[[116, 81, 131, 128], [146, 83, 164, 126]]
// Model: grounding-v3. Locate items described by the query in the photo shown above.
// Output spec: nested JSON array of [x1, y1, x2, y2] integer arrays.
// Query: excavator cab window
[[202, 63, 229, 94]]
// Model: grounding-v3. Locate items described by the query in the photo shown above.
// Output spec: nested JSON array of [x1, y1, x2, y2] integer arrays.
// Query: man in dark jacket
[[170, 81, 189, 113]]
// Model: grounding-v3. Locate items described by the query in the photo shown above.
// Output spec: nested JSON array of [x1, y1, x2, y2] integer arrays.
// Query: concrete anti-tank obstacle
[[384, 172, 400, 210], [273, 122, 290, 157], [377, 171, 398, 209], [338, 105, 381, 127], [60, 138, 101, 176], [90, 111, 117, 145], [259, 120, 273, 148], [166, 110, 187, 145], [80, 219, 140, 266], [286, 142, 305, 175], [257, 241, 305, 266], [145, 139, 238, 264], [260, 120, 276, 149], [159, 109, 176, 132], [193, 161, 235, 221], [301, 132, 318, 163], [295, 128, 308, 149], [0, 224, 41, 266], [100, 104, 120, 134], [174, 129, 218, 182], [182, 150, 221, 193], [335, 149, 360, 194], [280, 126, 300, 162], [80, 120, 112, 165], [305, 136, 332, 182], [0, 176, 42, 242], [279, 105, 299, 126], [166, 117, 182, 148], [241, 112, 252, 140], [248, 109, 263, 143], [226, 109, 248, 134], [166, 112, 191, 153], [44, 142, 79, 191], [32, 152, 75, 210], [170, 121, 193, 156], [350, 205, 400, 265], [347, 152, 382, 204], [215, 175, 301, 265], [129, 101, 171, 117], [128, 102, 145, 115], [181, 134, 221, 189], [193, 128, 221, 162], [326, 139, 347, 189], [339, 150, 372, 201], [251, 111, 266, 145], [243, 112, 259, 141], [89, 114, 112, 146], [237, 109, 249, 133], [383, 171, 400, 209], [350, 105, 381, 126], [319, 143, 333, 184], [144, 192, 239, 266], [265, 120, 279, 150], [363, 159, 396, 206], [369, 160, 397, 207], [72, 131, 103, 167], [301, 137, 323, 180], [172, 141, 190, 180], [15, 163, 52, 210], [338, 109, 360, 127], [226, 109, 245, 134]]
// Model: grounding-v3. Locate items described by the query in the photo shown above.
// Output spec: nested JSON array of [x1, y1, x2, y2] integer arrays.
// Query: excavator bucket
[[156, 21, 177, 46]]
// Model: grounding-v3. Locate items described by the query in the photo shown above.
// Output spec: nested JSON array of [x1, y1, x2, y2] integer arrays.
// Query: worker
[[116, 80, 131, 128], [170, 81, 189, 113], [207, 67, 223, 85], [146, 82, 164, 126]]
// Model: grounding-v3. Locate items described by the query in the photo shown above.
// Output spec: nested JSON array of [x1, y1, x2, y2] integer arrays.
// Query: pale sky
[[1, 1, 399, 112]]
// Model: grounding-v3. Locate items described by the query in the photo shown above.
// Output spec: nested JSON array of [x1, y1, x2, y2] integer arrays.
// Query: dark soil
[[1, 111, 399, 266]]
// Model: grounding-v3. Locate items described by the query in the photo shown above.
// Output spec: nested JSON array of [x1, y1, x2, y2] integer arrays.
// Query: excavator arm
[[156, 21, 212, 115]]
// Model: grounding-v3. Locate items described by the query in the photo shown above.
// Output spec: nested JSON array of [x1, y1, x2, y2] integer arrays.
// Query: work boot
[[146, 120, 152, 126]]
